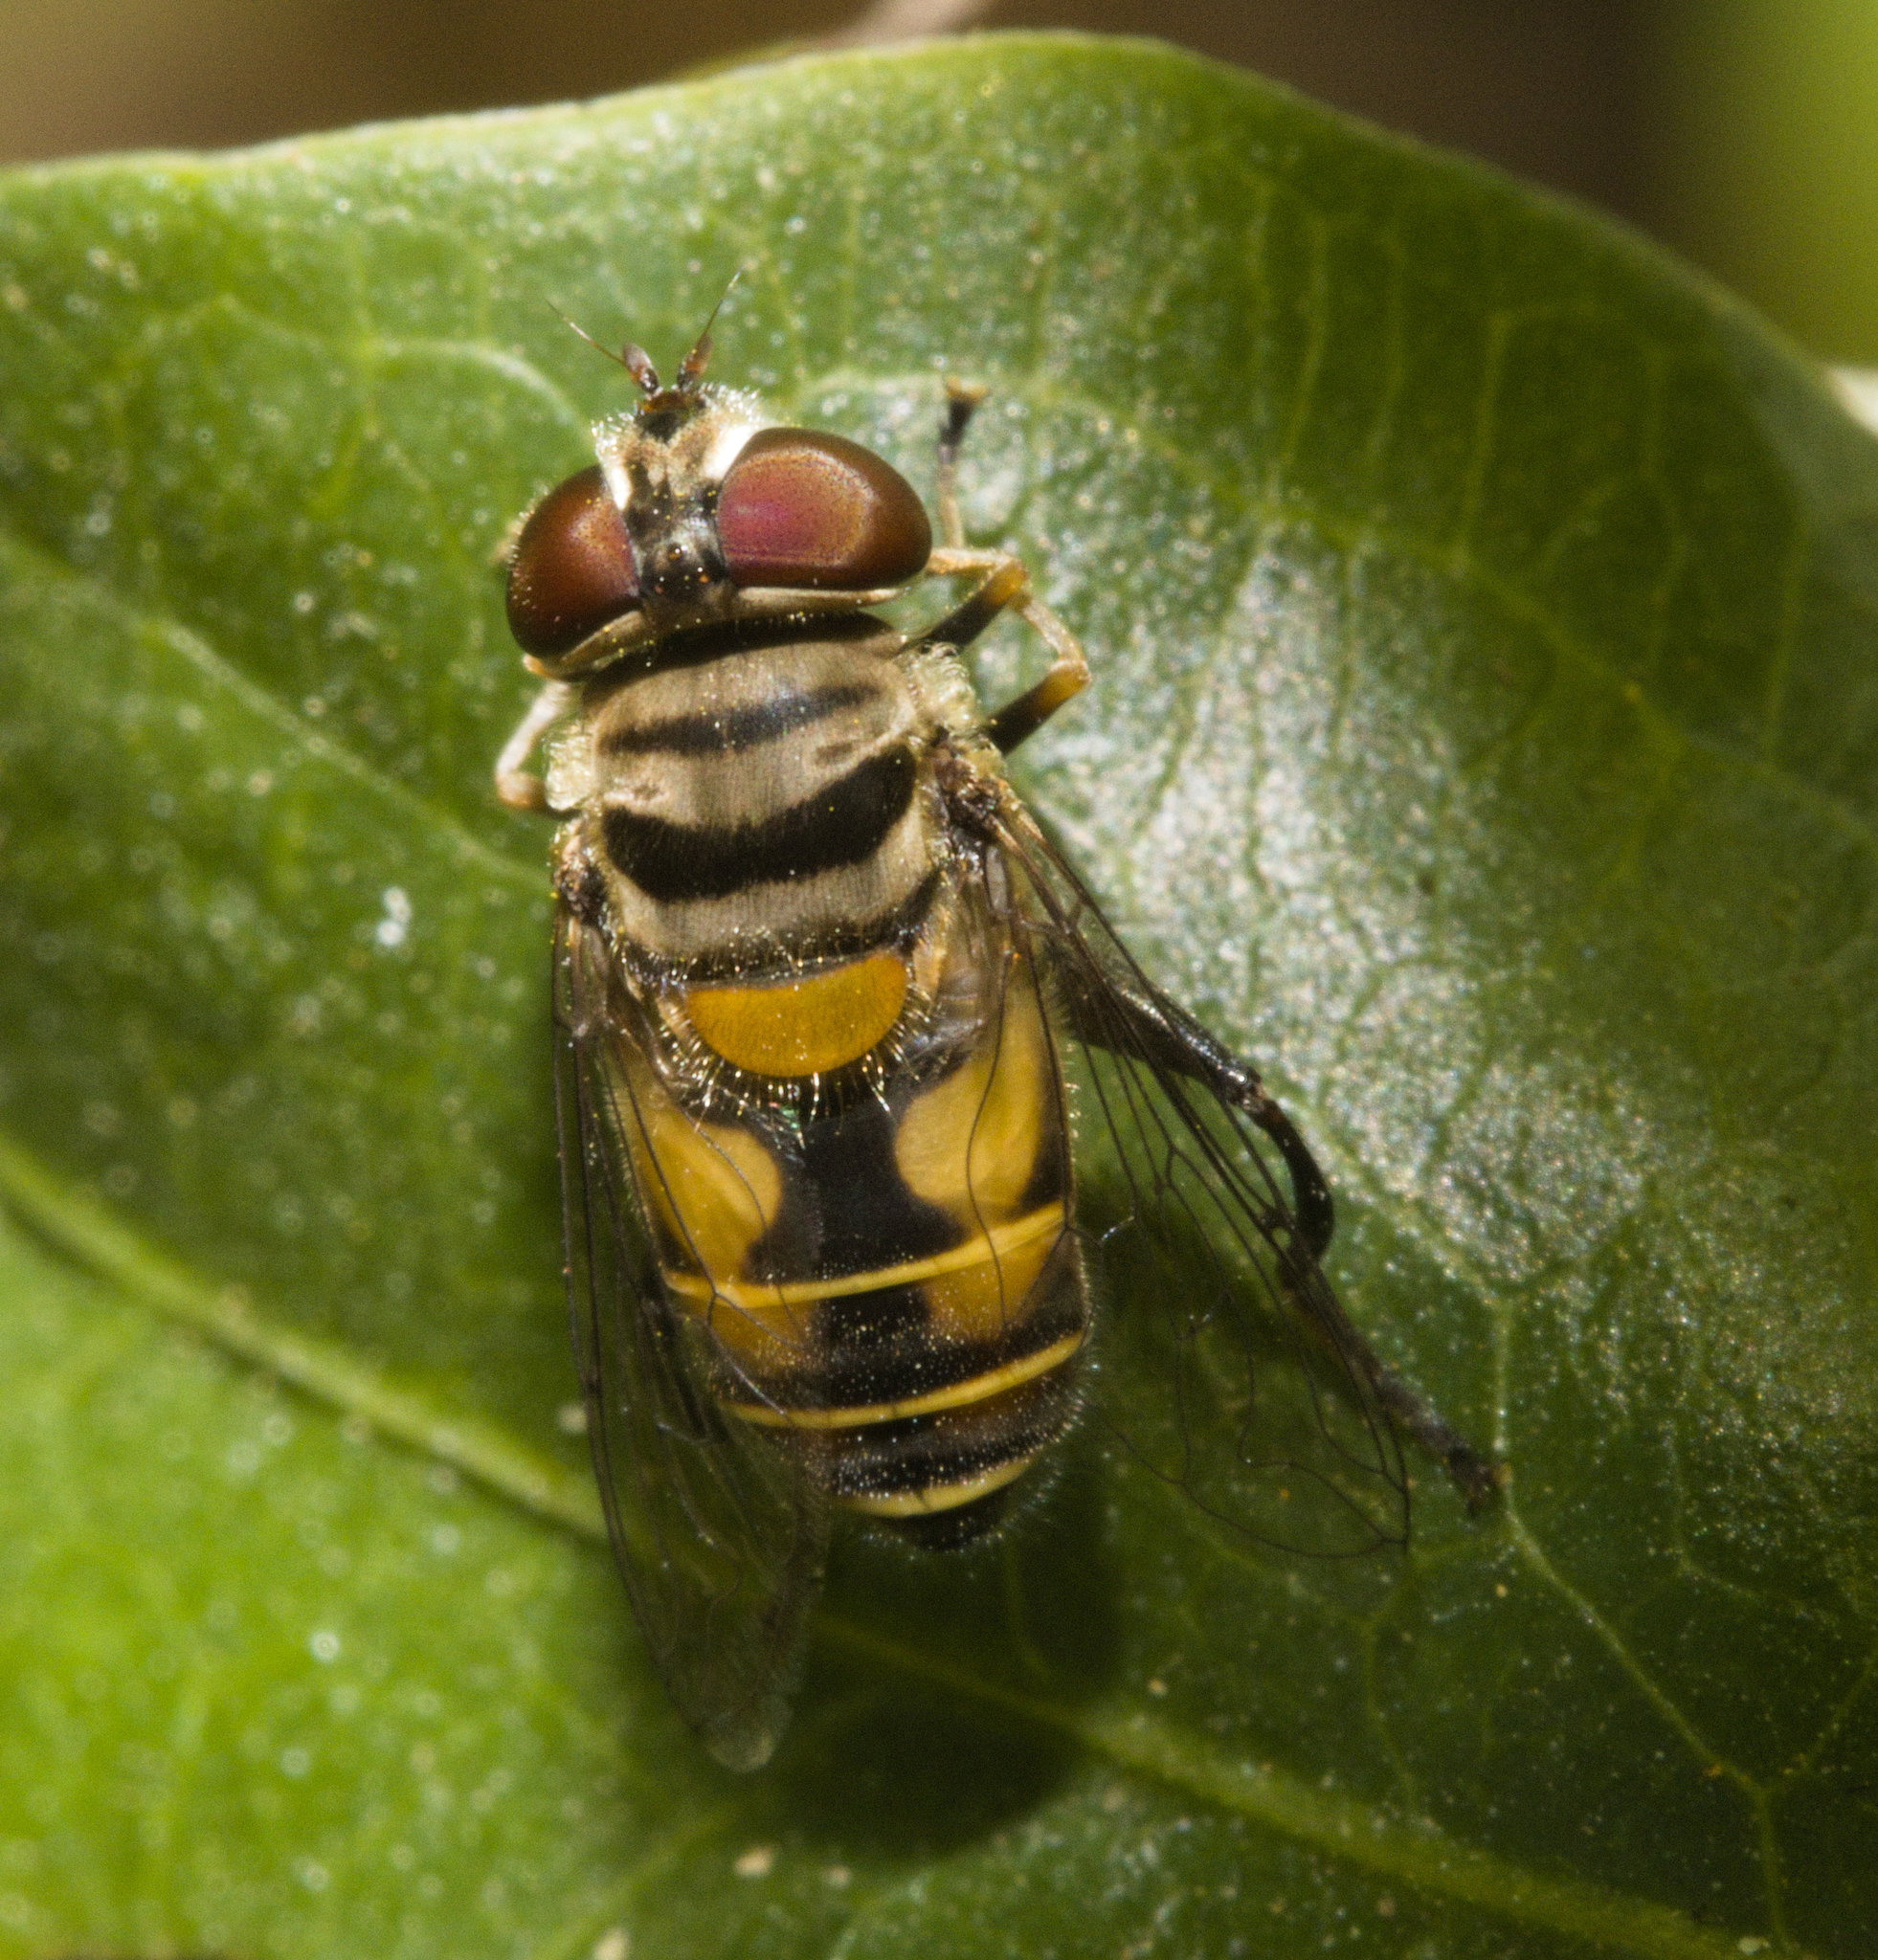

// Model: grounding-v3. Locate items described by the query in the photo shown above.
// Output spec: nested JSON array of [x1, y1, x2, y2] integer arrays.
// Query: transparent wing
[[980, 795, 1493, 1555], [553, 904, 828, 1770]]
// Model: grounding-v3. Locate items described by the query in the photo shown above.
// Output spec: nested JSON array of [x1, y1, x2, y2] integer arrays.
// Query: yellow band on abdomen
[[838, 1454, 1040, 1518], [660, 1201, 1065, 1315], [684, 950, 907, 1078], [722, 1327, 1085, 1432]]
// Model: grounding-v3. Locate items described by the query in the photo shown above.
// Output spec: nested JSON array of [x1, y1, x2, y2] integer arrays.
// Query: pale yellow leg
[[926, 379, 1091, 755], [493, 679, 578, 812]]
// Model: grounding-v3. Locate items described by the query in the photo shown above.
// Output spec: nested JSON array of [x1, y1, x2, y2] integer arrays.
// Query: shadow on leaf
[[769, 1446, 1119, 1855]]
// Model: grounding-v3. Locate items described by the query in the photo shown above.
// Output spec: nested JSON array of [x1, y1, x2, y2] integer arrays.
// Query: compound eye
[[716, 428, 932, 590], [505, 465, 639, 657]]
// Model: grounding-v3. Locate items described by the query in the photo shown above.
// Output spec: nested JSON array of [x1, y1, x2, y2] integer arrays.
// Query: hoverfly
[[494, 309, 1498, 1771]]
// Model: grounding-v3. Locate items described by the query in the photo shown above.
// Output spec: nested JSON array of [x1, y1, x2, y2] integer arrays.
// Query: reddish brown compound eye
[[716, 428, 932, 590], [505, 465, 639, 657]]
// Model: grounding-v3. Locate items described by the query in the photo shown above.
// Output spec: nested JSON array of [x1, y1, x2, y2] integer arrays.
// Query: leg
[[922, 380, 1090, 755], [494, 679, 578, 813], [1061, 969, 1334, 1259], [1067, 972, 1502, 1510], [934, 378, 986, 551]]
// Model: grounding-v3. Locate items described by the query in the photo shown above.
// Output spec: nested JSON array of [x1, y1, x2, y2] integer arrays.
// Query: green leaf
[[1, 32, 1873, 1958]]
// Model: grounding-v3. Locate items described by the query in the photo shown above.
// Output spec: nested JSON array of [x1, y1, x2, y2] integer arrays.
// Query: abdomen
[[613, 880, 1086, 1547]]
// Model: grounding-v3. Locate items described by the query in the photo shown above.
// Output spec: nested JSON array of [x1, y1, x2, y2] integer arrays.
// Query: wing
[[553, 904, 828, 1771], [977, 792, 1495, 1556]]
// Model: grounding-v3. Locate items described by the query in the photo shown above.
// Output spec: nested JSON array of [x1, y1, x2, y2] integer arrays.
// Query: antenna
[[675, 266, 747, 391], [552, 306, 660, 395]]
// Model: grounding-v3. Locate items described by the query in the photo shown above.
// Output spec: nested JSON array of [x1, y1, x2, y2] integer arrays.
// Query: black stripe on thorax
[[602, 742, 919, 904], [583, 609, 893, 693], [598, 680, 881, 759]]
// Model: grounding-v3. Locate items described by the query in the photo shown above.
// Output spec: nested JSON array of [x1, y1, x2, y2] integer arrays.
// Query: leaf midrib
[[0, 1130, 1800, 1960]]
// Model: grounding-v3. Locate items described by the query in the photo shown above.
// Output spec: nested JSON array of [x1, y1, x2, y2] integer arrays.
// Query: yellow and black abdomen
[[615, 900, 1086, 1548]]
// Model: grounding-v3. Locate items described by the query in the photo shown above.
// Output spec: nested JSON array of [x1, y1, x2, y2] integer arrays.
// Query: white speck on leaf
[[375, 887, 412, 948]]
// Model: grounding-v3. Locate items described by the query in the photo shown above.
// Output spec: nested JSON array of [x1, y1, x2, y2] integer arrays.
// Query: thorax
[[556, 617, 950, 973]]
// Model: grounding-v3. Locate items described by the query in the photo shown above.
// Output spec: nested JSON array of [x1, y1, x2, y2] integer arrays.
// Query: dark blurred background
[[5, 0, 1875, 362]]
